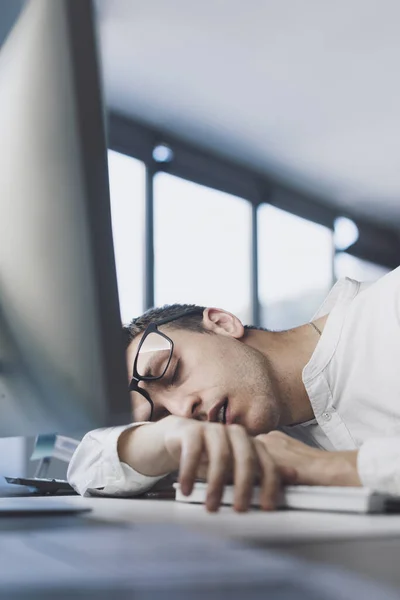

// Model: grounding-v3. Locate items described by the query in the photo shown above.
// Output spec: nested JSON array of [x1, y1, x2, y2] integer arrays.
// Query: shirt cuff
[[68, 423, 167, 497], [91, 461, 167, 497], [357, 438, 400, 495]]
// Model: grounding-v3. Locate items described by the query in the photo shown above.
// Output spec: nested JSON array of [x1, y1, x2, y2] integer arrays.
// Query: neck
[[243, 315, 328, 426]]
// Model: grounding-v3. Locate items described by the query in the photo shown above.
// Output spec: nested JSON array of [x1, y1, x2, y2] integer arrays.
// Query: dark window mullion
[[144, 164, 155, 309], [251, 203, 260, 327]]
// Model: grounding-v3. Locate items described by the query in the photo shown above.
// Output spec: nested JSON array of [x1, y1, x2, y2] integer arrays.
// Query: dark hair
[[123, 303, 207, 348], [122, 303, 262, 349]]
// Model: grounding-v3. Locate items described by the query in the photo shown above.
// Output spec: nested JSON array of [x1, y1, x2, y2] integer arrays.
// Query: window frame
[[108, 112, 399, 326]]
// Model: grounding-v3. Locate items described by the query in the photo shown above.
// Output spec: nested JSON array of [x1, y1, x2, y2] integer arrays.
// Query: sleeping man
[[68, 267, 400, 512]]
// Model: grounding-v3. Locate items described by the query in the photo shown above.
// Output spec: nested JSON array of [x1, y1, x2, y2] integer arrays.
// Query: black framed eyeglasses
[[128, 309, 201, 421]]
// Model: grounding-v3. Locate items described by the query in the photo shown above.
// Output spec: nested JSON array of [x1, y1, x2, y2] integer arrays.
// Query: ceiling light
[[334, 217, 359, 251], [152, 144, 174, 163]]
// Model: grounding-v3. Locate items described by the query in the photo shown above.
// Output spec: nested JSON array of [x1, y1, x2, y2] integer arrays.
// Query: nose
[[167, 392, 203, 420]]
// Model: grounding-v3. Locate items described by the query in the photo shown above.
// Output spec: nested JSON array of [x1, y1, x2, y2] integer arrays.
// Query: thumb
[[278, 465, 298, 484]]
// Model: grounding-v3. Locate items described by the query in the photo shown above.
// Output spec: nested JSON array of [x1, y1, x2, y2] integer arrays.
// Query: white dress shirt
[[68, 267, 400, 497]]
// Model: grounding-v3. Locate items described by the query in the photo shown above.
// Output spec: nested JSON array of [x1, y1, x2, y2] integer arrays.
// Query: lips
[[217, 400, 228, 424], [208, 398, 228, 424], [224, 400, 232, 425]]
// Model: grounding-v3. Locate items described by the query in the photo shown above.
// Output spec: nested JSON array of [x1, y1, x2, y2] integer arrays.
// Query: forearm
[[255, 431, 362, 487], [357, 437, 400, 495], [117, 416, 178, 477]]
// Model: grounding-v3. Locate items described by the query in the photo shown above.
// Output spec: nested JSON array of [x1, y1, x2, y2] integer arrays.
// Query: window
[[258, 205, 333, 330], [154, 173, 252, 323], [334, 252, 389, 282], [107, 150, 145, 324]]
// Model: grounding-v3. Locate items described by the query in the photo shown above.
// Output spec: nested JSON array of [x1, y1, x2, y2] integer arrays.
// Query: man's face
[[127, 321, 283, 436]]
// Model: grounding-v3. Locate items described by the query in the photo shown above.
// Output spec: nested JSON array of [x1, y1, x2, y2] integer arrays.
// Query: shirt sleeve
[[357, 438, 400, 495], [67, 423, 168, 497]]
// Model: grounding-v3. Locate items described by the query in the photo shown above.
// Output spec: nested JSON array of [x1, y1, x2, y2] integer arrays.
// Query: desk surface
[[41, 494, 400, 588], [5, 494, 400, 589], [57, 494, 400, 545]]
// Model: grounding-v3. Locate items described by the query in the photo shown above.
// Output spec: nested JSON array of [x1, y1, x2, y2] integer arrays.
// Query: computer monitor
[[0, 0, 131, 437]]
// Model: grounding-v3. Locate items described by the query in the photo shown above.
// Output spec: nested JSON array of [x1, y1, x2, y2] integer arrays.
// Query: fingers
[[255, 431, 301, 483], [203, 424, 232, 511], [279, 465, 298, 484], [254, 439, 281, 510], [177, 421, 284, 513], [178, 426, 204, 496], [178, 423, 232, 510], [226, 425, 258, 512]]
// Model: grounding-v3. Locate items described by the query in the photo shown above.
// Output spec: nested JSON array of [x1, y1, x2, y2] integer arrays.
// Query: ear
[[202, 308, 245, 339]]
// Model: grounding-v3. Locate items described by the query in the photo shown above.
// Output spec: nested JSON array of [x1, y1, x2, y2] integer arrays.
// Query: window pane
[[334, 252, 389, 281], [154, 173, 252, 323], [108, 150, 145, 324], [258, 205, 333, 330]]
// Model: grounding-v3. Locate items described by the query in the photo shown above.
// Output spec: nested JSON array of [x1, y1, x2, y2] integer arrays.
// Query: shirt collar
[[298, 278, 363, 424], [302, 277, 362, 384]]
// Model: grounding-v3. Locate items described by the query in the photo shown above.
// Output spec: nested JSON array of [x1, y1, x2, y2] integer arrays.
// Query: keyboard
[[174, 482, 400, 514]]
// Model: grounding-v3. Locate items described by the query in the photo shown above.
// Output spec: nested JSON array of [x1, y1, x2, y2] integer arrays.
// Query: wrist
[[118, 419, 179, 477], [320, 450, 361, 487]]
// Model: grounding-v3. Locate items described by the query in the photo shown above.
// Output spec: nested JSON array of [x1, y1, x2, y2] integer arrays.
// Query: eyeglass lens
[[136, 332, 172, 379]]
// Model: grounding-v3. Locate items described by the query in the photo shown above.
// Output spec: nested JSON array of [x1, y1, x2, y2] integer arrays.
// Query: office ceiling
[[97, 0, 400, 228]]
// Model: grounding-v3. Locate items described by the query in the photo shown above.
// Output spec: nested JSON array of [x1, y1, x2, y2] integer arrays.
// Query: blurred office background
[[1, 0, 400, 474], [2, 0, 398, 333], [99, 0, 398, 330]]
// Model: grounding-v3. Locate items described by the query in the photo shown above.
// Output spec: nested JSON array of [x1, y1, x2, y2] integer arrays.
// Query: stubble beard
[[238, 344, 283, 436]]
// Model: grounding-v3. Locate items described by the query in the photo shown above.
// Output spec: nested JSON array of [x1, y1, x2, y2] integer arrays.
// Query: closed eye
[[170, 359, 181, 387]]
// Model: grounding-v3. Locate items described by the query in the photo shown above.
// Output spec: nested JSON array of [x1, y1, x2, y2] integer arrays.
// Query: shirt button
[[322, 412, 332, 421]]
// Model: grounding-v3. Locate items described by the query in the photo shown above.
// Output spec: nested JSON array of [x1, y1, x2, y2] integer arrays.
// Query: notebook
[[174, 482, 400, 514]]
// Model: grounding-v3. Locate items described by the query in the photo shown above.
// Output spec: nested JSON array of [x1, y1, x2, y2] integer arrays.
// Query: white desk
[[41, 494, 400, 589]]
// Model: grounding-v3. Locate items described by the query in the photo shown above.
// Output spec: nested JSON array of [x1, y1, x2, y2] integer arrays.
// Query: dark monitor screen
[[0, 0, 131, 437]]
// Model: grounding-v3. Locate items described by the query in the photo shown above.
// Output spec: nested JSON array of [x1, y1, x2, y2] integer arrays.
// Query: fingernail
[[180, 481, 191, 496], [206, 496, 219, 512]]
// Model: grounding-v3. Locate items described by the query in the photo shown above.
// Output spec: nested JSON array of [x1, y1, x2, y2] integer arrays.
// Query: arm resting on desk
[[67, 424, 168, 497], [257, 432, 400, 495], [357, 438, 400, 495], [68, 421, 400, 501], [255, 431, 361, 487]]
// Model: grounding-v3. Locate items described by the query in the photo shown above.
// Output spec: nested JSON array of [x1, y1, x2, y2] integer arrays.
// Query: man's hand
[[119, 416, 296, 512], [164, 417, 298, 512], [255, 431, 361, 487]]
